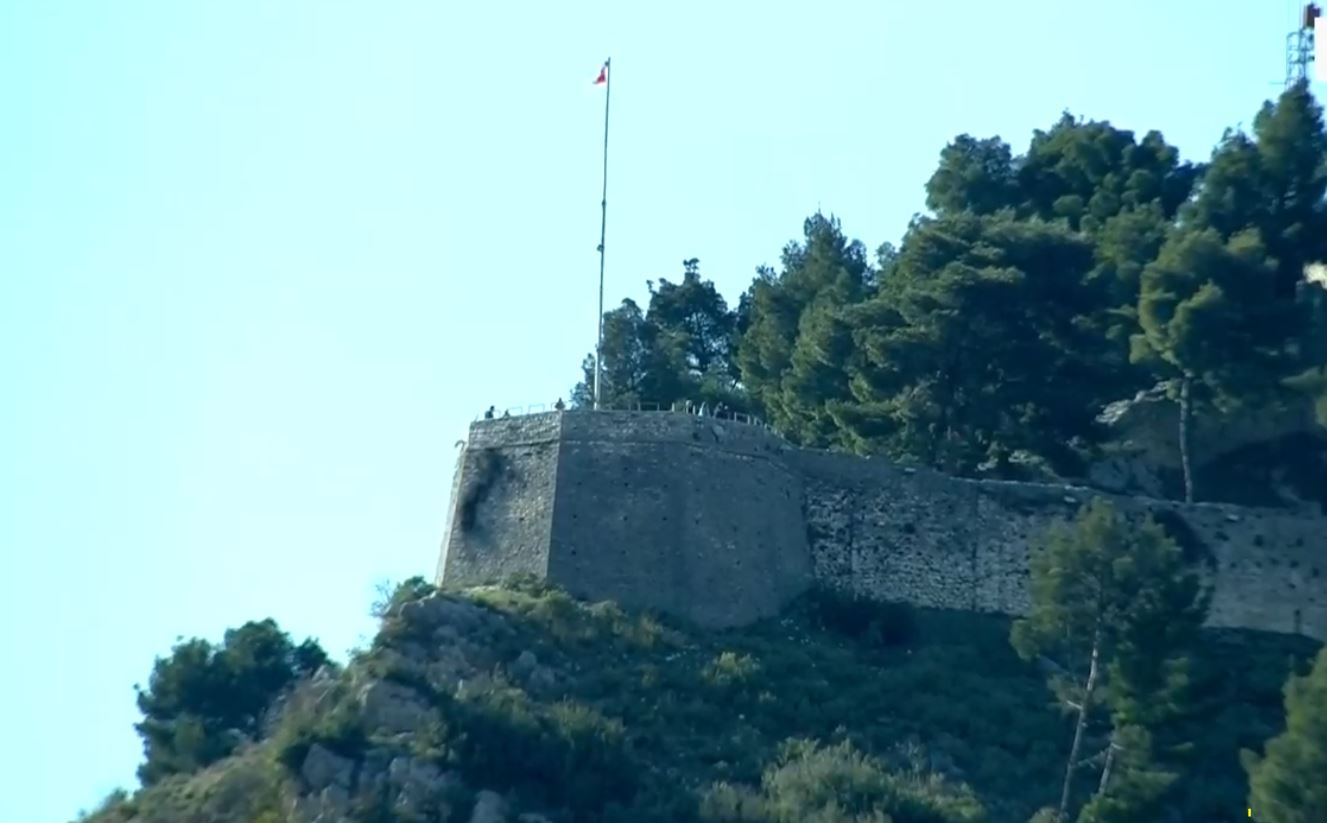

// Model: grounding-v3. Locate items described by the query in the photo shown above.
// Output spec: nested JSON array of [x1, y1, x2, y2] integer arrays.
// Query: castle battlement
[[438, 410, 1327, 640]]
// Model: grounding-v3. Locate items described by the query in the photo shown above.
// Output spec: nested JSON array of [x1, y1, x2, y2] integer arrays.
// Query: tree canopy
[[134, 619, 330, 785], [1242, 646, 1327, 822], [571, 82, 1327, 503]]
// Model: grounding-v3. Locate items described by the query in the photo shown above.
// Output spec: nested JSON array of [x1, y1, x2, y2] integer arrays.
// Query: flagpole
[[593, 57, 610, 411]]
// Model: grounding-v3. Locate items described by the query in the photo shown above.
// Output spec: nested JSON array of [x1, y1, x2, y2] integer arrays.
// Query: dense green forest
[[77, 85, 1327, 823], [572, 80, 1327, 506]]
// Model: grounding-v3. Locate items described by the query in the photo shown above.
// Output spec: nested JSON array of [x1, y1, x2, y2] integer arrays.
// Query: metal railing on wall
[[472, 399, 775, 432]]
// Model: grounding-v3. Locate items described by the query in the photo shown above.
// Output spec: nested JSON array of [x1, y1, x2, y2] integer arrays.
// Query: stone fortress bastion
[[436, 409, 1327, 641]]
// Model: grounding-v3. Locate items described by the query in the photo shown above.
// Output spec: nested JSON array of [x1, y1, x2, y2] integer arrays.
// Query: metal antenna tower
[[1287, 3, 1321, 87]]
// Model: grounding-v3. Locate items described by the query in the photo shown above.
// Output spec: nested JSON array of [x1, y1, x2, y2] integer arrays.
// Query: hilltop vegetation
[[77, 567, 1322, 823], [572, 81, 1327, 507], [72, 500, 1326, 823]]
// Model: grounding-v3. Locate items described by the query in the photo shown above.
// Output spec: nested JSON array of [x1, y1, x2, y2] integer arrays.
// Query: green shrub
[[371, 576, 438, 619], [701, 738, 986, 823], [134, 620, 330, 785], [449, 680, 639, 817], [473, 578, 678, 653], [271, 678, 368, 774], [704, 652, 761, 689], [77, 751, 288, 823]]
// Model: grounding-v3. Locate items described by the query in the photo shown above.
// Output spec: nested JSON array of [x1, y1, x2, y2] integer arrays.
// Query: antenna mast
[[1287, 3, 1321, 87]]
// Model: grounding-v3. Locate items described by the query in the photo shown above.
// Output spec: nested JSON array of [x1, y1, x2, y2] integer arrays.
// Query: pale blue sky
[[0, 2, 1316, 821]]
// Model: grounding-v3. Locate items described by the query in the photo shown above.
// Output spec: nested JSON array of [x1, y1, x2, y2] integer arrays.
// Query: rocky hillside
[[79, 578, 1317, 823]]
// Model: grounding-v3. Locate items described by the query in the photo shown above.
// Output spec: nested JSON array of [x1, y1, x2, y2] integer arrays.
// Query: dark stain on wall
[[459, 448, 505, 532]]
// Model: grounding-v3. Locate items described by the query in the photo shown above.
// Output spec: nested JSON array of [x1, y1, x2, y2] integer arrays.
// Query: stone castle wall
[[438, 411, 1327, 640]]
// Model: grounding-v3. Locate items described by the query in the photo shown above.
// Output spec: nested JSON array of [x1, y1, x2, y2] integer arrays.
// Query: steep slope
[[79, 579, 1317, 823]]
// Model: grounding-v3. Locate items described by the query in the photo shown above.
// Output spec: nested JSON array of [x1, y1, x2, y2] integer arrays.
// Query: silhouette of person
[[484, 406, 495, 420], [555, 398, 566, 411]]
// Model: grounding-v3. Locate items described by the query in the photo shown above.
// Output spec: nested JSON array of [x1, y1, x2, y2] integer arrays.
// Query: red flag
[[593, 63, 607, 85]]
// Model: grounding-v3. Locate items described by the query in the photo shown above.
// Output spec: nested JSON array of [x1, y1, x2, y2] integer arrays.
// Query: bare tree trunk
[[1097, 739, 1117, 796], [1058, 629, 1102, 823], [1179, 375, 1195, 504]]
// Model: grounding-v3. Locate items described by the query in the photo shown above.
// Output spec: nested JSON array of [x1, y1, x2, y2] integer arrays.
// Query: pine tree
[[1188, 81, 1327, 302], [925, 134, 1021, 216], [1011, 499, 1207, 823], [736, 213, 872, 443], [1131, 228, 1301, 502], [837, 213, 1105, 475], [1242, 647, 1327, 822], [134, 620, 329, 785]]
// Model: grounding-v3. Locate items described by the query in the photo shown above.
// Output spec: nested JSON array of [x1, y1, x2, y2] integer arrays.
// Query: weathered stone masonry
[[438, 411, 1327, 640]]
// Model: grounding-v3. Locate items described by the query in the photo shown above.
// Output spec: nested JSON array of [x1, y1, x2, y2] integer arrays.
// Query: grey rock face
[[510, 649, 538, 680], [400, 594, 491, 633], [507, 650, 558, 696], [290, 781, 354, 823], [300, 743, 356, 792], [1097, 383, 1324, 469], [292, 748, 462, 823], [388, 755, 460, 819], [469, 789, 510, 823], [358, 680, 435, 735], [1086, 455, 1164, 497]]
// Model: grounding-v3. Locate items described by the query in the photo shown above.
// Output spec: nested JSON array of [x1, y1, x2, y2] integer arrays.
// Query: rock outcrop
[[1089, 383, 1327, 508], [283, 593, 563, 823], [1095, 383, 1325, 472]]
